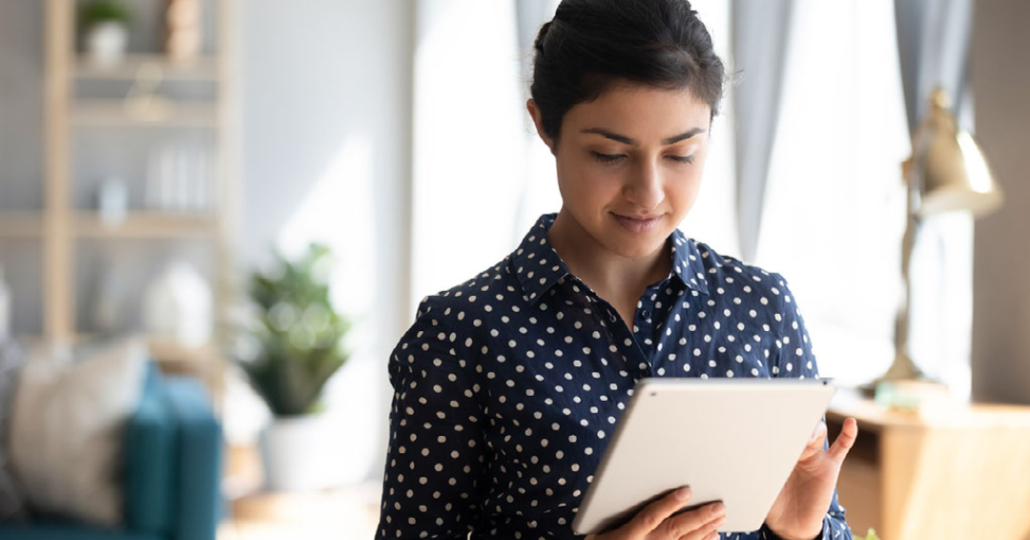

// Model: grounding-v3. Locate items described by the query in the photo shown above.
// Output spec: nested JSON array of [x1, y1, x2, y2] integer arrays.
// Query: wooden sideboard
[[826, 390, 1030, 540]]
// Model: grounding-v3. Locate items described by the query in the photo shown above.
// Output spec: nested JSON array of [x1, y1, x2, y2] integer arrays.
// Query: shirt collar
[[512, 213, 711, 304], [511, 214, 572, 305], [669, 228, 711, 296]]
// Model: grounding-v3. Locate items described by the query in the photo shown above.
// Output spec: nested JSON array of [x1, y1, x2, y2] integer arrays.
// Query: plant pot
[[258, 412, 353, 491], [85, 22, 128, 67]]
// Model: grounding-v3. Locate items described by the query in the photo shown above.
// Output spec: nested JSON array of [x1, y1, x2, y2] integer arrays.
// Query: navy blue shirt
[[376, 213, 851, 540]]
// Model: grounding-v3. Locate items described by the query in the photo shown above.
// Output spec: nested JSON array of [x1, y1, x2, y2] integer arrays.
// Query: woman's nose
[[622, 159, 665, 210]]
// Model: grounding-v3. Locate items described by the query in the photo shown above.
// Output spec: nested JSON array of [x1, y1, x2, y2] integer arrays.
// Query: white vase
[[85, 22, 128, 68], [259, 413, 352, 491], [142, 261, 213, 348]]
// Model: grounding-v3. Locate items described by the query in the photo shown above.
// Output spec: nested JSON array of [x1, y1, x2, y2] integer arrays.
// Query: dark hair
[[530, 0, 726, 141]]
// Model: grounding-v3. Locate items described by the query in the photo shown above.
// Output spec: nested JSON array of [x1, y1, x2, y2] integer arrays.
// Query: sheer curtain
[[753, 0, 977, 392], [411, 0, 528, 308], [754, 0, 912, 386]]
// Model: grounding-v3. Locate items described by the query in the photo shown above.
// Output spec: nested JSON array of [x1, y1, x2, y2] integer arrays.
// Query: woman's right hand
[[584, 487, 727, 540]]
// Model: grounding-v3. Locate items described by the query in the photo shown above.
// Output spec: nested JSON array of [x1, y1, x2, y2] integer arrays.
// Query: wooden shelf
[[827, 396, 1030, 540], [72, 99, 219, 127], [36, 0, 240, 376], [0, 212, 44, 238], [74, 212, 220, 238], [74, 54, 220, 82]]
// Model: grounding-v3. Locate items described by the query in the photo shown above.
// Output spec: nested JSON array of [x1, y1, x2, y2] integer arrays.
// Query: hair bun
[[534, 21, 553, 53]]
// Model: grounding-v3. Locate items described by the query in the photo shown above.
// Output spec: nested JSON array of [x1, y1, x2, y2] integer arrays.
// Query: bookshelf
[[0, 0, 242, 410]]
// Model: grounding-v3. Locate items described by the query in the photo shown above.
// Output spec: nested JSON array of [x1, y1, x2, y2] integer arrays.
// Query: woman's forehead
[[564, 84, 712, 139]]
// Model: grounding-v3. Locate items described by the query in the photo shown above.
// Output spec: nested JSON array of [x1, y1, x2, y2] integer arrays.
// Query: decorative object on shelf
[[79, 1, 132, 68], [123, 61, 174, 121], [868, 87, 1004, 395], [145, 145, 213, 213], [0, 265, 10, 343], [91, 261, 124, 335], [235, 244, 352, 491], [97, 178, 128, 227], [165, 0, 203, 63], [142, 261, 213, 349]]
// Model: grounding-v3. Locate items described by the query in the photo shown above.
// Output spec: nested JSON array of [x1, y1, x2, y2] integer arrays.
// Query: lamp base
[[857, 351, 943, 398]]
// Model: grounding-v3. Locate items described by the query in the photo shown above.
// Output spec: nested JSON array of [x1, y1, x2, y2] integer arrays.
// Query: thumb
[[799, 420, 828, 460]]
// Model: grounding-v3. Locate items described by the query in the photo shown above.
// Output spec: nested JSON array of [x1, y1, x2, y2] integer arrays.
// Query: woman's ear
[[526, 99, 556, 155]]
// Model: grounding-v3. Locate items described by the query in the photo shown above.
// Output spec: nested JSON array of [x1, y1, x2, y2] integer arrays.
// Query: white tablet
[[572, 377, 836, 536]]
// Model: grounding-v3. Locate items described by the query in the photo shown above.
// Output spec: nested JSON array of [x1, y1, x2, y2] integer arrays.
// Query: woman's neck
[[547, 208, 672, 302]]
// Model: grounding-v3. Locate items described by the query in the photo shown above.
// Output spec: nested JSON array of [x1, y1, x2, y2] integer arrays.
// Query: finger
[[671, 507, 729, 540], [626, 486, 692, 536], [684, 523, 725, 540], [665, 501, 726, 538], [828, 417, 859, 462], [699, 530, 721, 540]]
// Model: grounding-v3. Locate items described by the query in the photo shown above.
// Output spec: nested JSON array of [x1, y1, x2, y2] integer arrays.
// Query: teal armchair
[[0, 361, 224, 540]]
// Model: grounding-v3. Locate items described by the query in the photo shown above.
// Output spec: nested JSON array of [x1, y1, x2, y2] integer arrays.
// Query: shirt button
[[642, 310, 650, 318]]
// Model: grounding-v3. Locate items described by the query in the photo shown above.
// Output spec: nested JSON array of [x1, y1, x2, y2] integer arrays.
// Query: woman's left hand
[[763, 417, 859, 540]]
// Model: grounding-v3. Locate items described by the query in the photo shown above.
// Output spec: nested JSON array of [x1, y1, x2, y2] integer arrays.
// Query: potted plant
[[237, 244, 352, 490], [80, 1, 132, 67]]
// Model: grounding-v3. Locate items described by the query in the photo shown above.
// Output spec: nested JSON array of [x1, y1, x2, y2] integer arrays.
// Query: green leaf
[[79, 1, 132, 29], [854, 528, 880, 540], [232, 243, 352, 417]]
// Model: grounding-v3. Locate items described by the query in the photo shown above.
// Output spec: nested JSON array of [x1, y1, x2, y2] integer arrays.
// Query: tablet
[[572, 377, 836, 536]]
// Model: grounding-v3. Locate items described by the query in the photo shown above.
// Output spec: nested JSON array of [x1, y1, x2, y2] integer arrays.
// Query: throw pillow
[[8, 337, 147, 527], [0, 340, 28, 521]]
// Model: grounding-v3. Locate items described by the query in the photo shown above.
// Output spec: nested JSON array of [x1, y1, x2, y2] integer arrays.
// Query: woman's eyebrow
[[580, 127, 707, 146]]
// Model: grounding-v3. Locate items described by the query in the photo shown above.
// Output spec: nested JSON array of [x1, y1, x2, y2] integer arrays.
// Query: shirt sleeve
[[375, 297, 488, 539], [765, 273, 854, 540]]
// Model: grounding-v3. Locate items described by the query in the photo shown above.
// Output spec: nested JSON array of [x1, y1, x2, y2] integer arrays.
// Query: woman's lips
[[612, 213, 662, 233]]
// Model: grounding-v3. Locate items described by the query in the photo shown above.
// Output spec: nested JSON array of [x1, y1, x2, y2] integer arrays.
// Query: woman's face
[[530, 83, 712, 260]]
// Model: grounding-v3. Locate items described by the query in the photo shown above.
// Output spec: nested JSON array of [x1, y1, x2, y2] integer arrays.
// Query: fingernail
[[675, 487, 691, 500], [711, 502, 726, 515]]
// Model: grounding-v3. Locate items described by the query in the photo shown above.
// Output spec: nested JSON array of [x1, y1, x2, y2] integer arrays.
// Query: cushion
[[7, 337, 148, 527], [0, 340, 28, 521]]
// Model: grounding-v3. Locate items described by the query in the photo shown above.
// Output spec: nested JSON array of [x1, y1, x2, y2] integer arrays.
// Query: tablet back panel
[[572, 378, 836, 535]]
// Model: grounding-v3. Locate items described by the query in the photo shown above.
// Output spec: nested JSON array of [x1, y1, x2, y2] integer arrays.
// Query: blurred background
[[0, 1, 1027, 539]]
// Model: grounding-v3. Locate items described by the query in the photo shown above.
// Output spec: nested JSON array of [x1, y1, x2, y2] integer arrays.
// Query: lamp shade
[[913, 88, 1004, 218]]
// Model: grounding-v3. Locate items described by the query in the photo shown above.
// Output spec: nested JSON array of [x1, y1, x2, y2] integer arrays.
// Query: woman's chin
[[603, 235, 668, 260]]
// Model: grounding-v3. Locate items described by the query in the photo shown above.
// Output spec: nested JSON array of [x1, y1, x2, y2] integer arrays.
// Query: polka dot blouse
[[376, 213, 851, 540]]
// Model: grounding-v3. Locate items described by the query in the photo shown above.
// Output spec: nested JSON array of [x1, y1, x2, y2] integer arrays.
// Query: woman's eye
[[668, 155, 695, 164], [590, 152, 694, 164], [591, 151, 625, 164]]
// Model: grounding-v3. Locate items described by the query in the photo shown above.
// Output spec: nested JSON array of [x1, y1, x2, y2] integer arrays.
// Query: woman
[[376, 1, 859, 539]]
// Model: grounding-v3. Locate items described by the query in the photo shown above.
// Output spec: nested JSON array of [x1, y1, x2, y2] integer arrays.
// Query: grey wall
[[0, 0, 45, 334], [239, 0, 413, 480], [970, 0, 1030, 404]]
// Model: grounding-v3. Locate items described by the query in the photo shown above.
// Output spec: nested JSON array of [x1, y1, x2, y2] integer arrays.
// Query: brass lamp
[[873, 87, 1004, 389]]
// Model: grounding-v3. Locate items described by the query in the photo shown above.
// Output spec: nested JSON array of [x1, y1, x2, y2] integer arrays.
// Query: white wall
[[239, 0, 413, 481]]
